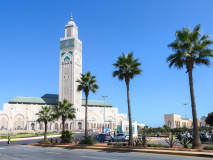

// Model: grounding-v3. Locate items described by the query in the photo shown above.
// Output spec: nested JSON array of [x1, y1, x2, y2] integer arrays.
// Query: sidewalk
[[29, 143, 213, 158], [0, 135, 61, 142]]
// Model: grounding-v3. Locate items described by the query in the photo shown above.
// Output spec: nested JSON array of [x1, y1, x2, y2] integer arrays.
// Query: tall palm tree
[[113, 52, 142, 146], [76, 72, 99, 137], [167, 24, 213, 149], [36, 106, 54, 142], [53, 99, 76, 132]]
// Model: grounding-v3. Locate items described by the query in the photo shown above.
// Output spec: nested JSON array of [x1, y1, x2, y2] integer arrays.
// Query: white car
[[112, 133, 129, 142]]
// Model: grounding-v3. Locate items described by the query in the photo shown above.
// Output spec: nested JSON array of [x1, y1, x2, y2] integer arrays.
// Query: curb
[[0, 135, 61, 142], [28, 144, 213, 158]]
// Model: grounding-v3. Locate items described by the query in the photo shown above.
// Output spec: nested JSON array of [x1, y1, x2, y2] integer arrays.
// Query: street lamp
[[183, 103, 188, 119], [102, 95, 108, 134], [183, 103, 188, 127]]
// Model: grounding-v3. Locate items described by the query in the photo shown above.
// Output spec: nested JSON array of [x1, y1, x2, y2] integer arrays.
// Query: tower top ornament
[[71, 13, 73, 21]]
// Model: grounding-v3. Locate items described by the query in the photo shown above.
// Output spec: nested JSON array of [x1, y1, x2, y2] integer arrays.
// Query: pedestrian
[[8, 135, 10, 146], [157, 131, 160, 138]]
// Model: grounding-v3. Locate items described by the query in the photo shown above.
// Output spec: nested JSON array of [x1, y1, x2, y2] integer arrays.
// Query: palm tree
[[53, 99, 76, 132], [36, 106, 54, 142], [76, 72, 99, 137], [167, 24, 213, 149], [113, 52, 142, 146], [163, 124, 170, 136]]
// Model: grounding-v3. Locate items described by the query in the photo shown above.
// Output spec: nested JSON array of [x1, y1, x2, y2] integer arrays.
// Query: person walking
[[157, 131, 161, 138], [7, 135, 10, 146]]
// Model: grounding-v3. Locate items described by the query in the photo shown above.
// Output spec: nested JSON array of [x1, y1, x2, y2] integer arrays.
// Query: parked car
[[112, 133, 129, 142], [52, 131, 58, 133], [96, 134, 112, 142], [200, 132, 210, 141], [188, 132, 210, 141]]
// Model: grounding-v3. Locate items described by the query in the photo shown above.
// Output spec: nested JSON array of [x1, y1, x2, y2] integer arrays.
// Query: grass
[[0, 132, 60, 139], [203, 146, 213, 150]]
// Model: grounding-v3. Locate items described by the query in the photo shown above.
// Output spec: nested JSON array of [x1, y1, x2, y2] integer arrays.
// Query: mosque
[[0, 15, 128, 132]]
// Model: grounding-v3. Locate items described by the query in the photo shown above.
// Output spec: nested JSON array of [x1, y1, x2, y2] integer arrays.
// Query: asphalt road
[[0, 145, 212, 160]]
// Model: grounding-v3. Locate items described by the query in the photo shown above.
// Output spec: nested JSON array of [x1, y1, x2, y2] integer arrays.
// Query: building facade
[[164, 114, 207, 129], [0, 15, 127, 131]]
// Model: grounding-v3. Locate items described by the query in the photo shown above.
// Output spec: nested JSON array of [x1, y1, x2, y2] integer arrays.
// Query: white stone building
[[0, 15, 127, 131], [164, 114, 207, 129]]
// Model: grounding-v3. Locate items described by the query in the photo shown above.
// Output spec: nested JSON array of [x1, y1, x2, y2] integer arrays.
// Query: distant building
[[164, 114, 206, 129], [200, 115, 207, 121]]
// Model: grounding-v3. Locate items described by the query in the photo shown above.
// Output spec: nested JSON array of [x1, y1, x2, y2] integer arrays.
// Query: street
[[0, 145, 212, 160]]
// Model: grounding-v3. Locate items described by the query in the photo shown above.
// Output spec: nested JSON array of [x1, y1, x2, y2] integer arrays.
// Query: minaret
[[59, 14, 82, 111]]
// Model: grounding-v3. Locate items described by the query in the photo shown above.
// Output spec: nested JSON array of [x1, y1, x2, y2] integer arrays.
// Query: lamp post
[[102, 95, 108, 134], [183, 103, 188, 127], [183, 103, 188, 119]]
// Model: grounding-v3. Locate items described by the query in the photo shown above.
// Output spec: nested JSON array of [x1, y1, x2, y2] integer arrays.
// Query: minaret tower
[[59, 14, 82, 111]]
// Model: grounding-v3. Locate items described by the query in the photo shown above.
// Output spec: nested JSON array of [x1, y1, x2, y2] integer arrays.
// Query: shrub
[[49, 138, 54, 143], [113, 142, 122, 146], [60, 130, 74, 143], [107, 142, 112, 145], [73, 136, 78, 144], [151, 143, 163, 147], [147, 144, 152, 147], [203, 146, 213, 150], [141, 135, 152, 147], [35, 133, 39, 136], [79, 135, 96, 145], [122, 143, 128, 146], [178, 137, 190, 148], [165, 135, 178, 148]]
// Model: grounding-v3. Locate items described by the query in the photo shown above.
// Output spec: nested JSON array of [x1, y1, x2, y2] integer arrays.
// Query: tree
[[167, 24, 213, 149], [76, 72, 99, 137], [113, 52, 142, 146], [163, 124, 170, 136], [36, 106, 54, 142], [206, 112, 213, 126], [53, 99, 76, 132]]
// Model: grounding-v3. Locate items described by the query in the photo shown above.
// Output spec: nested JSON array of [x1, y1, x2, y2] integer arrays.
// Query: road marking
[[46, 152, 61, 154], [10, 157, 21, 160], [24, 149, 37, 152], [82, 156, 117, 160]]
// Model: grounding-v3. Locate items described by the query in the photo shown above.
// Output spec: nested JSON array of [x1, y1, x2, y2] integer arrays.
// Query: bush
[[35, 133, 39, 136], [113, 142, 122, 146], [178, 137, 190, 148], [60, 130, 74, 143], [49, 138, 54, 143], [152, 143, 163, 147], [107, 142, 112, 145], [165, 135, 178, 148], [17, 132, 29, 135], [73, 136, 78, 144], [79, 135, 96, 145], [122, 143, 128, 146], [203, 146, 213, 150]]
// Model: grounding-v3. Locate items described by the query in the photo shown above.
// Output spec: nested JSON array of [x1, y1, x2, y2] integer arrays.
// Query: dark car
[[96, 134, 112, 142]]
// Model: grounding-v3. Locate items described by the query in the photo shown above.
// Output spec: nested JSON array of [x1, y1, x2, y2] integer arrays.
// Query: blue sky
[[0, 0, 213, 127]]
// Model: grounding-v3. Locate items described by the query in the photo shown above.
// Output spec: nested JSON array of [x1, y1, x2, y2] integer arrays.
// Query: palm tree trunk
[[44, 121, 47, 142], [188, 70, 201, 149], [126, 81, 134, 146], [62, 117, 65, 132], [85, 95, 88, 137]]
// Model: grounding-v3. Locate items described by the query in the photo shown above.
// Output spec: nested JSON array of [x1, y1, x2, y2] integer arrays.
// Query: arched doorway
[[31, 123, 35, 130], [55, 123, 58, 130], [78, 122, 82, 129]]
